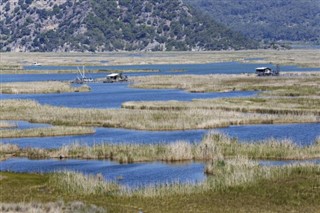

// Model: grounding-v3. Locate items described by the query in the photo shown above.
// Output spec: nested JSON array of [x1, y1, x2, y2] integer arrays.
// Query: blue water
[[218, 123, 320, 147], [2, 62, 318, 83], [0, 82, 256, 108], [23, 62, 320, 74], [259, 159, 320, 166], [1, 128, 206, 149], [0, 158, 205, 188], [1, 122, 318, 149], [0, 120, 51, 130]]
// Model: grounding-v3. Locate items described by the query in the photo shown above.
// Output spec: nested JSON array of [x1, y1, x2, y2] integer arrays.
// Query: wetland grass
[[47, 160, 320, 199], [0, 126, 95, 138], [0, 143, 19, 161], [0, 99, 318, 131], [122, 96, 320, 115], [0, 81, 90, 94], [1, 166, 319, 213], [15, 132, 319, 161], [1, 50, 319, 68], [132, 73, 320, 96], [0, 121, 16, 128]]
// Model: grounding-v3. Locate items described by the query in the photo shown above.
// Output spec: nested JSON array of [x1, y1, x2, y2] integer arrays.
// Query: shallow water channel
[[0, 82, 256, 108], [0, 158, 319, 188], [1, 122, 319, 149]]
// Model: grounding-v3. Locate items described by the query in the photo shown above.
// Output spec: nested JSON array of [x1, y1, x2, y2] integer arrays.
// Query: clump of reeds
[[26, 148, 49, 159], [0, 121, 17, 128], [0, 81, 90, 94], [0, 126, 95, 138], [0, 143, 19, 153], [50, 171, 120, 195], [162, 141, 193, 161], [0, 143, 20, 161], [203, 132, 320, 160]]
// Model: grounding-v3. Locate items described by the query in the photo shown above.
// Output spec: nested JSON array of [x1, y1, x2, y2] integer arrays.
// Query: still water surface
[[2, 62, 319, 83], [0, 83, 256, 108], [1, 158, 318, 187], [1, 122, 318, 149], [0, 158, 205, 188]]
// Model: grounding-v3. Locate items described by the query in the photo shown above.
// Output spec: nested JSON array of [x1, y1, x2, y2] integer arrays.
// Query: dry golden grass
[[0, 81, 90, 94], [0, 126, 95, 138], [0, 121, 16, 128], [122, 96, 320, 116], [0, 99, 317, 131], [131, 73, 320, 96], [15, 132, 319, 162], [1, 50, 319, 67]]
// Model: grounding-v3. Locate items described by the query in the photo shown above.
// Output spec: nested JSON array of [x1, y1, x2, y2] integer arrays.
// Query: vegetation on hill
[[186, 0, 320, 44], [0, 0, 257, 52]]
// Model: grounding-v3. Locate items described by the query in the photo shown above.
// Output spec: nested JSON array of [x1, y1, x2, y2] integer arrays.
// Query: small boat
[[103, 73, 128, 83], [71, 66, 94, 84]]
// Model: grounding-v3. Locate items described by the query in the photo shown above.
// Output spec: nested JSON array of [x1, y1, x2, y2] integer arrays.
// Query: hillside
[[186, 0, 320, 44], [0, 0, 257, 52]]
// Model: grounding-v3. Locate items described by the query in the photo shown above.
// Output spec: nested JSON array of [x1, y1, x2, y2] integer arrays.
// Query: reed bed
[[48, 159, 320, 197], [122, 96, 320, 116], [0, 126, 95, 138], [18, 132, 319, 161], [0, 99, 317, 131], [132, 73, 320, 96], [202, 132, 320, 160], [0, 143, 19, 161], [1, 50, 319, 67], [0, 81, 90, 94], [0, 121, 16, 128], [49, 171, 120, 196]]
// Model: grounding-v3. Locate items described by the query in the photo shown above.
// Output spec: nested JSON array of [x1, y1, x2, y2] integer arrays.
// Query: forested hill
[[0, 0, 257, 52], [186, 0, 320, 44]]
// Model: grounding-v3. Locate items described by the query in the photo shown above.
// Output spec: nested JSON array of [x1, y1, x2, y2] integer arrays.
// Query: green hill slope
[[0, 0, 257, 52], [186, 0, 320, 44]]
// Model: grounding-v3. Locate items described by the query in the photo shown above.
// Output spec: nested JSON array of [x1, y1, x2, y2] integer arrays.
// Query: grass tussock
[[0, 201, 105, 213], [0, 99, 318, 131], [132, 73, 320, 96], [0, 81, 90, 94], [0, 143, 19, 161], [202, 132, 320, 160], [50, 171, 120, 196], [0, 126, 95, 138]]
